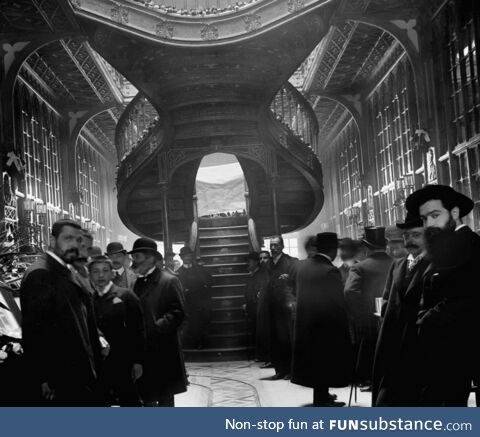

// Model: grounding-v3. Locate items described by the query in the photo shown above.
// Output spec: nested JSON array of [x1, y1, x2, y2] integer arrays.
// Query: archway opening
[[195, 153, 246, 218]]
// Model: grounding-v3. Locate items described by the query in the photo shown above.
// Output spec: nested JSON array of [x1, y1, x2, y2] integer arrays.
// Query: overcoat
[[133, 267, 187, 402], [113, 266, 137, 290], [20, 253, 103, 405], [417, 226, 480, 405], [372, 256, 429, 406], [344, 251, 392, 381], [267, 253, 297, 373], [291, 255, 353, 388]]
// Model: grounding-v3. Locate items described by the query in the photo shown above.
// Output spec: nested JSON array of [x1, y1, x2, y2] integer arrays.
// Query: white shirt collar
[[455, 224, 468, 231], [138, 266, 156, 278], [96, 281, 113, 297], [46, 250, 68, 268], [113, 266, 125, 275], [317, 253, 333, 262]]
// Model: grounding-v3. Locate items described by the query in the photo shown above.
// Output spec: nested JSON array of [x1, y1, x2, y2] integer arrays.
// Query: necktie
[[408, 255, 423, 272]]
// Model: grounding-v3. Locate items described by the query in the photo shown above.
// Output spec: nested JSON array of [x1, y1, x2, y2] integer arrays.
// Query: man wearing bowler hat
[[344, 227, 393, 391], [372, 212, 429, 406], [106, 242, 137, 290], [405, 184, 480, 406], [292, 233, 352, 406], [129, 238, 187, 406]]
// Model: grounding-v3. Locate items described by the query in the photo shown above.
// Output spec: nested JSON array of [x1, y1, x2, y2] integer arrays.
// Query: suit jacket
[[268, 253, 297, 310], [133, 267, 187, 400], [291, 256, 353, 388], [93, 283, 145, 370], [113, 267, 137, 290], [20, 253, 102, 405], [372, 255, 429, 406], [344, 252, 393, 325], [417, 226, 480, 403]]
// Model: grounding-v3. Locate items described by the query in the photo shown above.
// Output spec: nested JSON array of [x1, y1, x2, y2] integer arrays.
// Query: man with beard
[[129, 238, 187, 406], [405, 184, 480, 406], [265, 235, 297, 380], [257, 250, 273, 367], [106, 242, 137, 290], [344, 227, 393, 391], [21, 220, 103, 405], [372, 213, 429, 406]]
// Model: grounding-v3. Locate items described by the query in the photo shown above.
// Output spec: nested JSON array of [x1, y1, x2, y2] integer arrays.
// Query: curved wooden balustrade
[[71, 0, 332, 45]]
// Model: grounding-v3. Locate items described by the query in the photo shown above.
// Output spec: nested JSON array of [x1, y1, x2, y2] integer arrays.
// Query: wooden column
[[160, 183, 172, 255], [270, 175, 280, 235]]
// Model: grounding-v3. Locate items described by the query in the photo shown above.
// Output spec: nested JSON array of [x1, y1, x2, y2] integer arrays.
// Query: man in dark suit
[[372, 213, 429, 406], [106, 242, 137, 290], [406, 184, 480, 406], [265, 235, 297, 380], [20, 219, 103, 406], [129, 238, 188, 406], [292, 233, 352, 407], [177, 246, 212, 349], [344, 227, 393, 391], [89, 255, 145, 406]]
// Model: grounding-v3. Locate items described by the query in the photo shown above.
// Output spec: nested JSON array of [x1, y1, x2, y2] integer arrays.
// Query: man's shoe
[[313, 401, 346, 407], [260, 362, 273, 369], [283, 373, 291, 380], [328, 393, 338, 402], [359, 385, 372, 392]]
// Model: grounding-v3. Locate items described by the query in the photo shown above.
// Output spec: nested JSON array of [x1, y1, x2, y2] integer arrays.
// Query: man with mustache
[[372, 213, 429, 406], [21, 219, 103, 405], [405, 184, 480, 406]]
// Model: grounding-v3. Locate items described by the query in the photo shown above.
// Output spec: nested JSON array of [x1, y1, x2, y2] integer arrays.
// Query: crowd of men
[[247, 184, 480, 407], [18, 184, 480, 407]]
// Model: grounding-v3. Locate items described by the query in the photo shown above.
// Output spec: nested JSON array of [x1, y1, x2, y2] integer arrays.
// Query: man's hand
[[278, 273, 289, 280], [41, 382, 55, 401], [131, 363, 143, 382]]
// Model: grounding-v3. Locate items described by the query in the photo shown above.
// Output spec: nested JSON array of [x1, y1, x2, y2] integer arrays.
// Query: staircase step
[[183, 346, 254, 362], [200, 253, 249, 264], [210, 296, 245, 310], [198, 225, 248, 237], [204, 263, 248, 275], [198, 216, 248, 227], [211, 307, 246, 321], [199, 244, 250, 256], [199, 234, 248, 240], [211, 273, 250, 286], [199, 238, 249, 247], [204, 332, 252, 349], [209, 319, 249, 335]]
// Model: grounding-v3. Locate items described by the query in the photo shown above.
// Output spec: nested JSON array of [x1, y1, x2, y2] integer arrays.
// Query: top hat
[[385, 225, 404, 242], [405, 184, 473, 218], [362, 227, 387, 249], [179, 246, 193, 258], [396, 212, 423, 230], [315, 232, 338, 251], [105, 242, 127, 256], [128, 237, 161, 256], [245, 251, 260, 263]]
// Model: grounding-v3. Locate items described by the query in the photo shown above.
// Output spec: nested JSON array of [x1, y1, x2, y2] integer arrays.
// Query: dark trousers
[[313, 386, 329, 405], [144, 394, 174, 407]]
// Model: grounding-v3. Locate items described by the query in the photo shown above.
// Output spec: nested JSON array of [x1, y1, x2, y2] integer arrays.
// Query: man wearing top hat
[[177, 246, 212, 349], [405, 184, 480, 406], [344, 227, 393, 391], [372, 213, 429, 406], [291, 233, 352, 406], [106, 242, 137, 290], [129, 237, 187, 406]]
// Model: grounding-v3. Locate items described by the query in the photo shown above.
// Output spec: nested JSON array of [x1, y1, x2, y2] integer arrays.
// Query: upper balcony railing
[[115, 92, 160, 160], [270, 82, 319, 154]]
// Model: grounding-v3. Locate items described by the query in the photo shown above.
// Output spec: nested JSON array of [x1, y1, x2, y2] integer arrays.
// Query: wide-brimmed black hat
[[316, 232, 338, 251], [128, 237, 160, 256], [105, 241, 127, 256], [397, 212, 423, 230], [362, 227, 387, 249], [405, 184, 473, 218]]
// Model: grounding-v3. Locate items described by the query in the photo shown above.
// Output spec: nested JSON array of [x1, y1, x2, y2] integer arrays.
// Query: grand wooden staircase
[[184, 215, 252, 361]]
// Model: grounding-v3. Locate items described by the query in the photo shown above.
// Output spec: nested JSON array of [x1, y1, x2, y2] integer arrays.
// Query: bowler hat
[[385, 225, 403, 242], [362, 227, 387, 249], [128, 237, 160, 256], [105, 241, 127, 256], [397, 212, 423, 230], [315, 232, 338, 251], [88, 246, 103, 257], [179, 246, 193, 258], [405, 184, 473, 218]]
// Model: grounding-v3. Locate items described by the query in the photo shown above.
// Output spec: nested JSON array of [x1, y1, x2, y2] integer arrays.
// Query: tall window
[[334, 119, 362, 237], [446, 1, 480, 144], [15, 82, 63, 232], [369, 57, 415, 225]]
